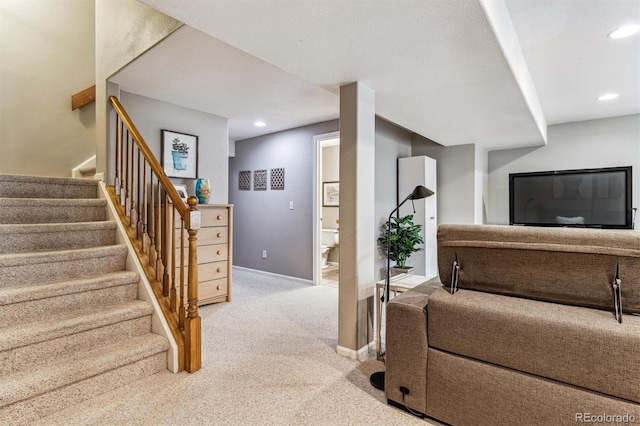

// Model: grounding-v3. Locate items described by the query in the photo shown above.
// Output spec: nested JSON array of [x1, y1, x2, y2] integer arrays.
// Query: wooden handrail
[[109, 96, 189, 218], [72, 85, 96, 110], [108, 95, 201, 373]]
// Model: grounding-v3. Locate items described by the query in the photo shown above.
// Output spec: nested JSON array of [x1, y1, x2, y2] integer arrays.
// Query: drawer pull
[[217, 233, 222, 238], [217, 215, 222, 220], [217, 268, 222, 273], [217, 285, 221, 290], [217, 250, 221, 255]]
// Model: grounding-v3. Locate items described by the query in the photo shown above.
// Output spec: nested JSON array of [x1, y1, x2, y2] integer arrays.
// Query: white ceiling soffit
[[110, 26, 339, 141], [504, 0, 640, 126], [139, 0, 547, 150]]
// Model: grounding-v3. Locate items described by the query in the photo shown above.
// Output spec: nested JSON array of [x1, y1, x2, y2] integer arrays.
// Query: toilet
[[321, 229, 339, 269]]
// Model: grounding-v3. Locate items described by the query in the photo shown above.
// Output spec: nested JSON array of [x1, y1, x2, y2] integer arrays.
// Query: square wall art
[[161, 129, 198, 179], [239, 170, 251, 190], [271, 168, 285, 190], [254, 169, 267, 190]]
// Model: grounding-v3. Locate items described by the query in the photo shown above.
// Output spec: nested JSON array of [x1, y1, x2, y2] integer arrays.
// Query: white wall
[[475, 145, 488, 224], [119, 91, 229, 203], [488, 115, 640, 225], [411, 135, 478, 225], [96, 0, 181, 181], [0, 0, 96, 176]]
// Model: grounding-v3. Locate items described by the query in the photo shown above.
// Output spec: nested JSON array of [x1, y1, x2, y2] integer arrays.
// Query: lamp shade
[[408, 185, 434, 200]]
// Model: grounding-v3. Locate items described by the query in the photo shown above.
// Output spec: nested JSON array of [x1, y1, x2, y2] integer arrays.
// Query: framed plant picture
[[323, 181, 339, 207], [161, 130, 198, 179]]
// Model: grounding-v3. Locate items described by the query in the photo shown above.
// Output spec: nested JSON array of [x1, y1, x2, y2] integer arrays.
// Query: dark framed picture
[[161, 129, 198, 179], [173, 184, 188, 203], [323, 181, 339, 206]]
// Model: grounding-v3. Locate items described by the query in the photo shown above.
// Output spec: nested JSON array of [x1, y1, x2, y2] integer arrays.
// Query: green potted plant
[[378, 214, 423, 274]]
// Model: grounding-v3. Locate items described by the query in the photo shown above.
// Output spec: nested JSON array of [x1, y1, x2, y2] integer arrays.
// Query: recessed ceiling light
[[254, 121, 266, 127], [598, 93, 619, 101], [608, 24, 640, 39]]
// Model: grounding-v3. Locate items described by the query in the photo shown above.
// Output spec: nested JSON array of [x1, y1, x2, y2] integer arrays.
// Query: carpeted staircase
[[0, 174, 169, 423]]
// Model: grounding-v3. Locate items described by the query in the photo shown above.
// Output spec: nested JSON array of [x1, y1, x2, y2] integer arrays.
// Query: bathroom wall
[[322, 145, 340, 230], [322, 144, 340, 263], [229, 120, 339, 280]]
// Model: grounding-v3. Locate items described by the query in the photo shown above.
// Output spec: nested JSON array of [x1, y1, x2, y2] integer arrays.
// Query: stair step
[[0, 174, 98, 199], [79, 165, 96, 178], [0, 300, 153, 375], [0, 221, 116, 253], [0, 271, 139, 328], [0, 334, 168, 422], [0, 245, 127, 288], [0, 198, 107, 224], [0, 172, 171, 422]]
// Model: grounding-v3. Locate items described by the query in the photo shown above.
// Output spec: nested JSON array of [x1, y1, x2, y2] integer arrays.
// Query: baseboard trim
[[337, 341, 376, 361], [233, 266, 314, 285]]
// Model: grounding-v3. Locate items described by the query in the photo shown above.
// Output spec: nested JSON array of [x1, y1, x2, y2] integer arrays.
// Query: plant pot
[[171, 151, 188, 170], [390, 266, 414, 277]]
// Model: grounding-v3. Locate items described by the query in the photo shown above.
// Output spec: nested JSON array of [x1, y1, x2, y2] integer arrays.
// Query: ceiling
[[110, 27, 339, 142], [114, 0, 640, 149]]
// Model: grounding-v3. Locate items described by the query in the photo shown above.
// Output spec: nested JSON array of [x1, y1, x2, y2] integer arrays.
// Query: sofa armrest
[[385, 283, 441, 415]]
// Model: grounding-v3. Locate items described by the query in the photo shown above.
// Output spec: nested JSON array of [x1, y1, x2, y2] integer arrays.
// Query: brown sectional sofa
[[385, 224, 640, 425]]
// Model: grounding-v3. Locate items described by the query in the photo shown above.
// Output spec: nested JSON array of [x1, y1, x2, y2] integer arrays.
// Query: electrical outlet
[[262, 250, 267, 259]]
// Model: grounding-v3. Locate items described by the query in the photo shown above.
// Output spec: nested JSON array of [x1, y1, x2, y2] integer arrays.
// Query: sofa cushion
[[437, 224, 640, 313], [428, 288, 640, 403], [426, 349, 640, 426]]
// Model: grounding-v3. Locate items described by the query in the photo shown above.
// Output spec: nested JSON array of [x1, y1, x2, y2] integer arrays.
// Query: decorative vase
[[171, 151, 188, 170], [195, 178, 211, 204]]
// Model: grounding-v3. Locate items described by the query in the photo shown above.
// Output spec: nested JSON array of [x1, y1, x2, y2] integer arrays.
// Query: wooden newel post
[[184, 196, 202, 372]]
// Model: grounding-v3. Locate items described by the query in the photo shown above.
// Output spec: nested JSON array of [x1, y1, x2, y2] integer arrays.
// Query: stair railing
[[108, 96, 201, 373]]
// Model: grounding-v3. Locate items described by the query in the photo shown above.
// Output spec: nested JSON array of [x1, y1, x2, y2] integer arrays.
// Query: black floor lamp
[[370, 185, 434, 391]]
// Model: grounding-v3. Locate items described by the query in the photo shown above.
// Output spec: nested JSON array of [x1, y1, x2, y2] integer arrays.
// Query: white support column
[[337, 82, 376, 358]]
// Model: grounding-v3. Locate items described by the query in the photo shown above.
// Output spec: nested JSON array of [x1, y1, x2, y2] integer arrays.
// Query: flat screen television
[[509, 166, 632, 229]]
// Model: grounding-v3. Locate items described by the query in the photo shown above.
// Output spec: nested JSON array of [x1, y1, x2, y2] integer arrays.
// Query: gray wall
[[119, 91, 229, 203], [229, 120, 339, 280], [375, 118, 413, 279], [411, 136, 478, 225], [1, 0, 96, 176], [488, 114, 640, 226], [230, 116, 413, 281]]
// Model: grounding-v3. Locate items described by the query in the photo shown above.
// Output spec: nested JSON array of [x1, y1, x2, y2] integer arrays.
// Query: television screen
[[509, 166, 632, 229]]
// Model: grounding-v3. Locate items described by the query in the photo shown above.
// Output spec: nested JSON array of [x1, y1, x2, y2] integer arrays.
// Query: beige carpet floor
[[35, 268, 437, 426]]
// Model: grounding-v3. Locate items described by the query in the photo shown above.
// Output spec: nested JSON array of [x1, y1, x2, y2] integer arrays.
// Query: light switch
[[289, 201, 294, 210]]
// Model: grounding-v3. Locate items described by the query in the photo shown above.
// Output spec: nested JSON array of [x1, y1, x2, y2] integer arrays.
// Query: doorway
[[313, 132, 340, 286]]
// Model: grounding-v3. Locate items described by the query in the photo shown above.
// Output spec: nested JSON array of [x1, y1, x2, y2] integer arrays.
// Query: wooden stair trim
[[71, 85, 96, 110], [106, 185, 186, 371]]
